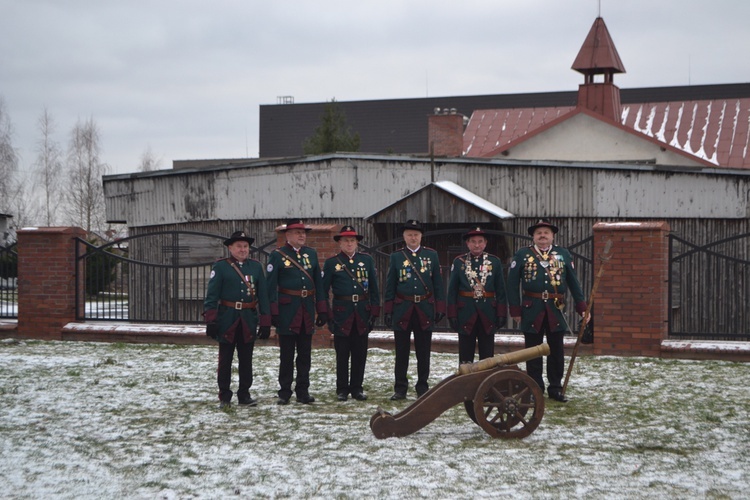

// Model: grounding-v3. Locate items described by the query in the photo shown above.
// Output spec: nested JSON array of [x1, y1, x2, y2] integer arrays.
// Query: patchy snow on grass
[[0, 339, 748, 499]]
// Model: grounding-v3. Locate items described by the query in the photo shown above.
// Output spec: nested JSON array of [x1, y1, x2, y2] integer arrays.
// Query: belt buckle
[[300, 289, 309, 298], [352, 294, 359, 303], [414, 295, 421, 303], [234, 301, 243, 310], [541, 290, 549, 301], [473, 290, 484, 299]]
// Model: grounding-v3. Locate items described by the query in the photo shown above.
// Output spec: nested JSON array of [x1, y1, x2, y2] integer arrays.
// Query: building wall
[[104, 155, 750, 229], [503, 113, 706, 166]]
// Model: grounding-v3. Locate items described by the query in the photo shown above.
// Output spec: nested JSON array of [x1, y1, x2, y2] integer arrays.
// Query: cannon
[[370, 344, 549, 439]]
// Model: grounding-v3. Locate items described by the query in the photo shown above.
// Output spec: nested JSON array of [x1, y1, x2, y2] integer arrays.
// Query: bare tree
[[0, 96, 19, 214], [138, 145, 162, 172], [6, 172, 41, 229], [33, 107, 63, 225], [64, 117, 109, 233]]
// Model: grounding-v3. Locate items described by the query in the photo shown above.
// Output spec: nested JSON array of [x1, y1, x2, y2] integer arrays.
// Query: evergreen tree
[[302, 98, 360, 154]]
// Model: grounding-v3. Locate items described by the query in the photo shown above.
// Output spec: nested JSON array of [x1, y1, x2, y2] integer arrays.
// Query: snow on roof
[[432, 180, 514, 219]]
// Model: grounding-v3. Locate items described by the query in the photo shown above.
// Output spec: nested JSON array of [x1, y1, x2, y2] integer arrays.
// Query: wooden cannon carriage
[[370, 344, 549, 439]]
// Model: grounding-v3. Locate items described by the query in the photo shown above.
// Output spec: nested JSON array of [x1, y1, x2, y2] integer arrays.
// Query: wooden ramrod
[[370, 344, 550, 439]]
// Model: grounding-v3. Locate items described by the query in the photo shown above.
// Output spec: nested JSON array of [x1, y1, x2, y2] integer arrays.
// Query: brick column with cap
[[17, 227, 86, 340], [592, 221, 670, 356], [274, 224, 341, 347]]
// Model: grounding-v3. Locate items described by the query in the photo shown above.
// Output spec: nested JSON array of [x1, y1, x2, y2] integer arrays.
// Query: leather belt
[[279, 287, 313, 298], [397, 291, 433, 303], [458, 290, 496, 299], [220, 299, 258, 310], [523, 291, 564, 301], [334, 293, 369, 303]]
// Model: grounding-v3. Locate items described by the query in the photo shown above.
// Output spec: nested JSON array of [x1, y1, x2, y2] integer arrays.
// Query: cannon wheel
[[471, 369, 544, 439]]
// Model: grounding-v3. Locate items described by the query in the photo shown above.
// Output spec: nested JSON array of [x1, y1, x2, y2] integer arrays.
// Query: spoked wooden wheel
[[471, 369, 544, 439]]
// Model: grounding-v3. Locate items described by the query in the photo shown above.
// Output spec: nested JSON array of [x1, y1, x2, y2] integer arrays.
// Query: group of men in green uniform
[[203, 217, 587, 408]]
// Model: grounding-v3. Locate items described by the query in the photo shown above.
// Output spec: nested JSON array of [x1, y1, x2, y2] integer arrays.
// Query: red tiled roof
[[463, 106, 574, 158], [621, 98, 750, 168], [463, 98, 750, 169]]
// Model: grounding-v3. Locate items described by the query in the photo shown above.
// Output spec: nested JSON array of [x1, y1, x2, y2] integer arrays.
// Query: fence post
[[592, 221, 670, 357], [17, 227, 87, 340]]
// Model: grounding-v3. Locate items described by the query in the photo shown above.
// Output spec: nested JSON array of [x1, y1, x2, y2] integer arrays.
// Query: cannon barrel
[[457, 343, 550, 375]]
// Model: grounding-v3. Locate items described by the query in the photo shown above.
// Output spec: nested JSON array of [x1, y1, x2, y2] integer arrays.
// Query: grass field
[[1, 339, 748, 499]]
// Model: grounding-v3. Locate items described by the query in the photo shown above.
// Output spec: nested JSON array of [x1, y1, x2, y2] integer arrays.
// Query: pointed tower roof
[[571, 17, 625, 78]]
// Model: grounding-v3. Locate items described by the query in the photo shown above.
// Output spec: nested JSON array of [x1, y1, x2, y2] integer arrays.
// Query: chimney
[[428, 108, 465, 157]]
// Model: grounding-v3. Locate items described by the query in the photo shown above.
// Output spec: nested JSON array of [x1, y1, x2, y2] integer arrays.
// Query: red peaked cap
[[282, 218, 312, 232], [334, 225, 364, 241]]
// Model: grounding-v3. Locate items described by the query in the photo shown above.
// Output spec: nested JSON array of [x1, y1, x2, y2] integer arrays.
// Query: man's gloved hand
[[315, 313, 328, 327], [203, 309, 218, 323], [205, 322, 219, 340], [271, 315, 279, 327], [434, 312, 445, 324], [257, 326, 271, 339], [384, 314, 392, 328], [448, 317, 459, 331]]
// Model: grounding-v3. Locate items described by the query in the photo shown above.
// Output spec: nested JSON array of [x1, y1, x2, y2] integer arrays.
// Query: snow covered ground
[[0, 339, 748, 499]]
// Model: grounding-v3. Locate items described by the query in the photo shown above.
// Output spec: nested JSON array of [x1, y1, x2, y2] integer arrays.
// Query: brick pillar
[[274, 224, 341, 346], [593, 221, 670, 357], [17, 227, 86, 340]]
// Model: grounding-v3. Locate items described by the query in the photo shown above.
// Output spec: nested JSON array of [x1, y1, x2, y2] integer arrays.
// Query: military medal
[[540, 260, 550, 268]]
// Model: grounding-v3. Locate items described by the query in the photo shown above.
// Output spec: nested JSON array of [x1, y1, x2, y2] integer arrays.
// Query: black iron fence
[[0, 242, 18, 319], [669, 232, 750, 340], [75, 231, 275, 323], [75, 229, 594, 331], [362, 229, 594, 334]]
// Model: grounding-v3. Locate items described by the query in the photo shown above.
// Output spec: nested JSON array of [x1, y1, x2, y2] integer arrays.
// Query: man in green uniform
[[204, 231, 271, 408], [383, 220, 445, 400], [507, 219, 587, 402], [267, 219, 327, 405], [447, 227, 507, 365], [322, 226, 381, 401]]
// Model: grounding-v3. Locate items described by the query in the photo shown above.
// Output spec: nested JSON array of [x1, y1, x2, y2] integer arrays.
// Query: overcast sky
[[1, 0, 749, 176]]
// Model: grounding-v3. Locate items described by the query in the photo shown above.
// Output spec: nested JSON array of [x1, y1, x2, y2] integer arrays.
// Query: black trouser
[[278, 323, 313, 400], [523, 315, 565, 393], [458, 320, 495, 365], [393, 312, 432, 396], [334, 323, 369, 395], [217, 325, 254, 402]]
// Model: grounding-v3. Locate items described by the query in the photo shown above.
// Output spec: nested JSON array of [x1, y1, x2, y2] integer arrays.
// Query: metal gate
[[76, 229, 593, 328], [362, 229, 594, 333], [669, 232, 750, 340], [0, 242, 18, 319], [75, 231, 277, 323]]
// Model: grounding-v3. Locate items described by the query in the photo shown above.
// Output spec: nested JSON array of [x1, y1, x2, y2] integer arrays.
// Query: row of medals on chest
[[335, 259, 370, 290], [526, 251, 562, 286], [283, 252, 312, 269], [401, 253, 431, 278]]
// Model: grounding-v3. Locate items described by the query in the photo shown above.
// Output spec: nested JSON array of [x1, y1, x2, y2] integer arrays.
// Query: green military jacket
[[506, 244, 587, 334], [322, 251, 381, 336], [267, 244, 326, 336], [384, 246, 446, 332], [203, 258, 271, 343], [447, 252, 508, 335]]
